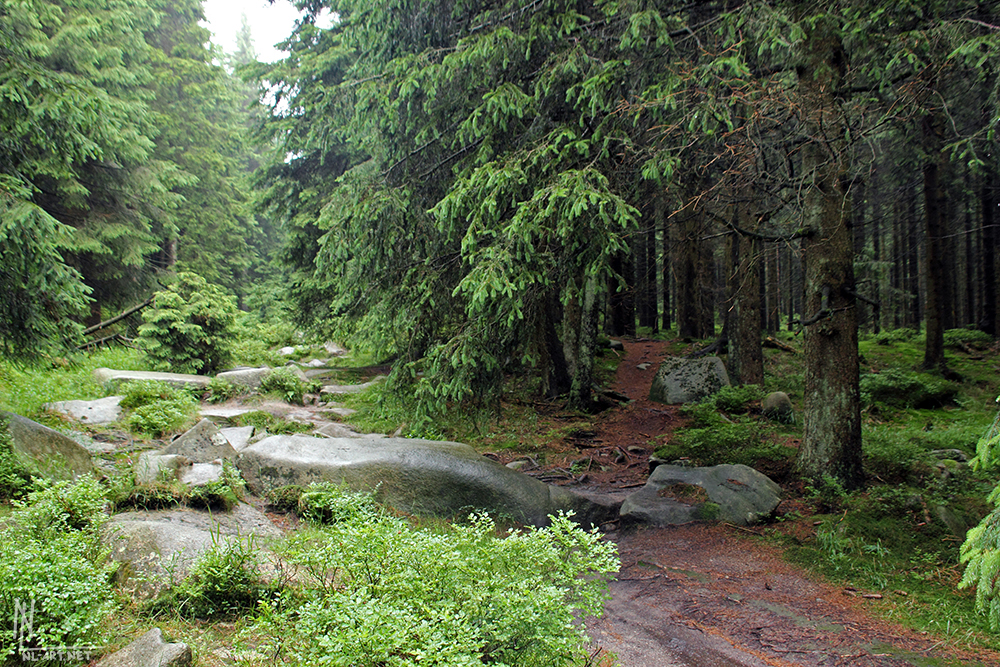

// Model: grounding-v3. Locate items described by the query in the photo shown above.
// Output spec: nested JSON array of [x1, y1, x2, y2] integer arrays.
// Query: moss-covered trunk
[[796, 17, 864, 490]]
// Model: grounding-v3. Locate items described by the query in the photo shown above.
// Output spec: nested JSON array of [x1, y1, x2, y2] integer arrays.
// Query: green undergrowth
[[0, 347, 147, 419]]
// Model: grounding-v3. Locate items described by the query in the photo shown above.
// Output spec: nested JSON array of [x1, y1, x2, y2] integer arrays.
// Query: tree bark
[[568, 276, 599, 411], [676, 209, 704, 339], [981, 171, 997, 335], [795, 17, 864, 490], [728, 225, 764, 386], [922, 113, 946, 371]]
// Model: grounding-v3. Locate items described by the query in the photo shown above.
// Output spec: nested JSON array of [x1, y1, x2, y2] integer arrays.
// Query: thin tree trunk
[[569, 276, 599, 410], [661, 214, 672, 332], [923, 113, 946, 371], [728, 226, 763, 386], [981, 172, 997, 335]]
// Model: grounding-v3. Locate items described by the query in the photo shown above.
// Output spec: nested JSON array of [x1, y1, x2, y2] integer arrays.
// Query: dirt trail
[[584, 338, 998, 667]]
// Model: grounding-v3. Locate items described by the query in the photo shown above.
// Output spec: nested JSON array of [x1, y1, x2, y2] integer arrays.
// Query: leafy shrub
[[270, 512, 618, 666], [229, 317, 297, 368], [148, 535, 277, 620], [14, 476, 108, 537], [118, 380, 179, 410], [205, 377, 249, 404], [943, 328, 994, 351], [117, 380, 198, 438], [138, 272, 238, 375], [0, 478, 114, 659], [859, 368, 957, 410], [704, 385, 763, 414], [871, 328, 919, 345], [961, 415, 1000, 628], [259, 367, 306, 405], [297, 483, 378, 524], [126, 397, 196, 437]]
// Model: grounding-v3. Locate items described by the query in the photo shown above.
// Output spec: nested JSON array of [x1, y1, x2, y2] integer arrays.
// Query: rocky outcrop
[[0, 411, 95, 480], [320, 376, 387, 397], [236, 434, 617, 527], [95, 628, 191, 667], [104, 504, 281, 597], [620, 464, 781, 526], [649, 357, 730, 405]]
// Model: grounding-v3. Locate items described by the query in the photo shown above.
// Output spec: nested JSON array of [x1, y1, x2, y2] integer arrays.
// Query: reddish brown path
[[584, 337, 999, 667]]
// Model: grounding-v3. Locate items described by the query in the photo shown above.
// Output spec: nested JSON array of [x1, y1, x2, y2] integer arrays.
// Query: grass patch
[[0, 347, 147, 419]]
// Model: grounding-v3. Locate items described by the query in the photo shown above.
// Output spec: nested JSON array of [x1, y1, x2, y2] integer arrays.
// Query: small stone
[[506, 460, 530, 471], [637, 363, 651, 370], [627, 445, 646, 454]]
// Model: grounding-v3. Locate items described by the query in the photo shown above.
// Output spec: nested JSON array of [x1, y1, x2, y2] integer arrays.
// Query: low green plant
[[943, 327, 994, 351], [0, 477, 114, 660], [655, 420, 794, 471], [260, 367, 306, 405], [704, 385, 763, 414], [147, 533, 278, 620], [186, 462, 245, 512], [870, 328, 919, 345], [205, 377, 249, 403], [232, 410, 313, 435], [137, 272, 238, 375], [297, 482, 378, 524], [126, 397, 196, 437], [117, 380, 198, 438], [268, 511, 618, 666], [859, 368, 957, 410], [267, 485, 304, 512], [804, 474, 848, 514], [678, 402, 725, 428]]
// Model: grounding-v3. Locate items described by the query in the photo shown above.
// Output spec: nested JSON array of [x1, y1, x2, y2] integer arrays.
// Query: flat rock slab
[[237, 434, 617, 527], [1, 411, 95, 480], [104, 504, 281, 597], [44, 396, 123, 425], [621, 464, 781, 526], [94, 368, 210, 390], [649, 356, 730, 405], [320, 376, 386, 396], [96, 628, 191, 667], [198, 405, 255, 422]]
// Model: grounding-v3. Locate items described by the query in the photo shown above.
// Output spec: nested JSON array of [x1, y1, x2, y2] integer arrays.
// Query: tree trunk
[[923, 113, 946, 371], [661, 213, 672, 332], [568, 276, 599, 410], [728, 227, 763, 386], [795, 17, 864, 490], [608, 251, 635, 337], [676, 210, 703, 339], [981, 172, 997, 335]]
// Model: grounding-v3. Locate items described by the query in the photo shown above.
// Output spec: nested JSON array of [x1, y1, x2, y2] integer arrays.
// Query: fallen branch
[[763, 336, 797, 353], [82, 297, 153, 336]]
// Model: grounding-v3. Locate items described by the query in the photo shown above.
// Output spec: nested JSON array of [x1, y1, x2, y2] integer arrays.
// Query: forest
[[5, 0, 1000, 664]]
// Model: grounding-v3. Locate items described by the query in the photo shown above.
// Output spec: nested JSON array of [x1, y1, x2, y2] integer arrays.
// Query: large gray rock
[[220, 425, 255, 451], [44, 396, 123, 425], [649, 356, 730, 405], [95, 628, 191, 667], [0, 411, 95, 480], [215, 366, 273, 389], [620, 464, 781, 526], [94, 368, 210, 390], [104, 504, 281, 597], [236, 435, 617, 527], [162, 419, 236, 463]]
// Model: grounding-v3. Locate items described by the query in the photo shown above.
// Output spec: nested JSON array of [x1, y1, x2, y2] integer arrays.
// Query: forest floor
[[500, 338, 1000, 667]]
